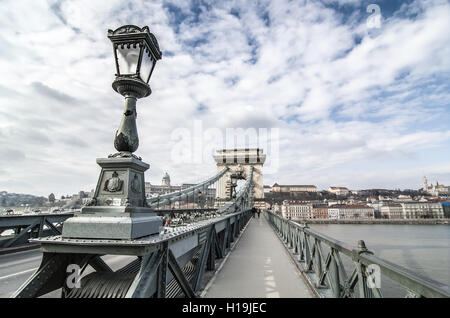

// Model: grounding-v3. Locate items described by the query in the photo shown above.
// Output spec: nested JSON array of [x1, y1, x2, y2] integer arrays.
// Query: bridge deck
[[204, 215, 314, 298]]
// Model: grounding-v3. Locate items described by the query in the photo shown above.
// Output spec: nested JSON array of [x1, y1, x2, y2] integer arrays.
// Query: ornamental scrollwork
[[108, 151, 142, 161], [108, 25, 145, 35]]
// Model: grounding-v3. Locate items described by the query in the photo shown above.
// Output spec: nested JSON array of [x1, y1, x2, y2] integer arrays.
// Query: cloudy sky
[[0, 0, 450, 197]]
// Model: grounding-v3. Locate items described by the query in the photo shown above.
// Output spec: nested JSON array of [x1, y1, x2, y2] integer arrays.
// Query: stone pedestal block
[[62, 156, 162, 240]]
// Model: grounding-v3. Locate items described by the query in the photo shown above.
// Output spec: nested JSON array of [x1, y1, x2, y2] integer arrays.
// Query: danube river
[[310, 224, 450, 297]]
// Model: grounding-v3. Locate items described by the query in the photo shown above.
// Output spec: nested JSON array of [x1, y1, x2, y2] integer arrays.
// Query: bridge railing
[[265, 211, 450, 298], [0, 212, 75, 249]]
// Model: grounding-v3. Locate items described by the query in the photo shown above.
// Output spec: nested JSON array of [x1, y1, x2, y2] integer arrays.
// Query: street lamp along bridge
[[62, 25, 163, 240]]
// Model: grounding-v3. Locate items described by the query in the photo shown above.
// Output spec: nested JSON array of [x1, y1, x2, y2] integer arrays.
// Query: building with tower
[[145, 172, 178, 197], [422, 176, 449, 196], [162, 172, 170, 187]]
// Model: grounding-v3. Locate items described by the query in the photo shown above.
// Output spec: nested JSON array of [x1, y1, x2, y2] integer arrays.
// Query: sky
[[0, 0, 450, 197]]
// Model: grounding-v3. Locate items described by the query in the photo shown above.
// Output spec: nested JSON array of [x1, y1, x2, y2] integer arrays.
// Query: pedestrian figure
[[257, 209, 261, 218], [252, 207, 257, 218]]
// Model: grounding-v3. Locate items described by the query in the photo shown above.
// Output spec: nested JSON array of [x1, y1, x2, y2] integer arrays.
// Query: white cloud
[[0, 0, 449, 197]]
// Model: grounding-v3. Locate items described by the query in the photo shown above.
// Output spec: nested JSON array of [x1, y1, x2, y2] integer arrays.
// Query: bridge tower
[[213, 148, 266, 209]]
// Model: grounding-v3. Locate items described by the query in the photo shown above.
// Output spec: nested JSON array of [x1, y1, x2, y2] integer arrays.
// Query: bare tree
[[48, 193, 56, 205]]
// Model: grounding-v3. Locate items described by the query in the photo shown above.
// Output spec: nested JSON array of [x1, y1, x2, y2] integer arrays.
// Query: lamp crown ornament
[[107, 25, 161, 55]]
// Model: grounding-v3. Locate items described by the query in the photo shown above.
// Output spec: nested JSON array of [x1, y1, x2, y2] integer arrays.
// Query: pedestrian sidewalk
[[204, 215, 314, 298]]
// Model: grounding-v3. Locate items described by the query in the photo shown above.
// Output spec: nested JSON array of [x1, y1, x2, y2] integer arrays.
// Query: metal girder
[[214, 229, 223, 259], [3, 220, 40, 248], [167, 249, 197, 298], [125, 248, 166, 298], [222, 219, 230, 255], [207, 228, 216, 271], [64, 272, 135, 298], [0, 215, 72, 248], [0, 213, 74, 229], [89, 256, 114, 273], [11, 253, 84, 298], [229, 218, 236, 243], [157, 243, 168, 298], [44, 219, 62, 235], [194, 226, 213, 292]]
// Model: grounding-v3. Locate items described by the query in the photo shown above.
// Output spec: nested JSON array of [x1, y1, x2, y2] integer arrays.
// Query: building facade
[[400, 202, 444, 219], [327, 204, 374, 219], [272, 184, 317, 193], [328, 187, 350, 196], [281, 200, 313, 219], [328, 207, 339, 219], [380, 203, 403, 219], [312, 205, 329, 219]]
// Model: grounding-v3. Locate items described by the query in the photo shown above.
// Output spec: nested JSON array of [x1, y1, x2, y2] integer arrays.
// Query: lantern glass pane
[[140, 51, 154, 83], [116, 45, 140, 75]]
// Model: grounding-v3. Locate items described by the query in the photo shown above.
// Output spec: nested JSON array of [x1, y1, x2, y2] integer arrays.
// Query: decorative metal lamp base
[[62, 156, 162, 240]]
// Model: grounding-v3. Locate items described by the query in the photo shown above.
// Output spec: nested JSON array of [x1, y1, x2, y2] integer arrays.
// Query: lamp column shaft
[[114, 96, 139, 153]]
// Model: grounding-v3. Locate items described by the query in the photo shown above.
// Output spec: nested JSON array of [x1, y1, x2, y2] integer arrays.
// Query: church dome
[[162, 172, 171, 187]]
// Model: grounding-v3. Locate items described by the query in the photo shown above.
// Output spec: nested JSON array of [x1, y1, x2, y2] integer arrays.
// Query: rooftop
[[329, 204, 372, 209], [273, 183, 317, 188]]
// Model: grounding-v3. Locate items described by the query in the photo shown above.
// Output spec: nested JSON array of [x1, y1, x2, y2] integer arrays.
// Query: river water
[[309, 224, 450, 297]]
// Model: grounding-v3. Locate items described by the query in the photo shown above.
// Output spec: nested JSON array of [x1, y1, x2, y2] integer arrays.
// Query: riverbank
[[292, 218, 449, 225]]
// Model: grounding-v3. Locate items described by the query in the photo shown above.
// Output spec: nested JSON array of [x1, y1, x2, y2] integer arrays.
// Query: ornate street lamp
[[62, 25, 163, 240], [107, 25, 162, 156]]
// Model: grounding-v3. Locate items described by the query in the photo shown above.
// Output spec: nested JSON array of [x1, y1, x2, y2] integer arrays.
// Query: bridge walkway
[[203, 215, 314, 298]]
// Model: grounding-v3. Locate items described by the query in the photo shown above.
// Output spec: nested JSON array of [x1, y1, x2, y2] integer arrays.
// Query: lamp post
[[108, 25, 162, 157], [62, 25, 163, 240]]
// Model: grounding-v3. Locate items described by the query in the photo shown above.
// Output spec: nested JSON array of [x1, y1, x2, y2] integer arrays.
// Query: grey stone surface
[[62, 214, 162, 239], [205, 216, 314, 298]]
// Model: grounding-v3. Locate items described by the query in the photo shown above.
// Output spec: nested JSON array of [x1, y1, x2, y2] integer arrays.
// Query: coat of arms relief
[[104, 171, 124, 192]]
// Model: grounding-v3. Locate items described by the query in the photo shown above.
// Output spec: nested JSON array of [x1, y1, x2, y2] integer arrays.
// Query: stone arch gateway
[[213, 148, 266, 209]]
